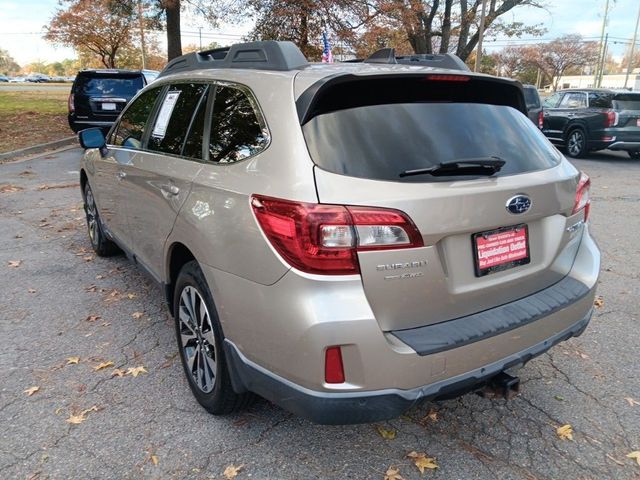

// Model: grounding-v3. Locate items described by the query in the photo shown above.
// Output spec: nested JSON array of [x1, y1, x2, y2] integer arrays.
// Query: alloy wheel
[[85, 188, 98, 245], [568, 131, 584, 157], [178, 286, 217, 393]]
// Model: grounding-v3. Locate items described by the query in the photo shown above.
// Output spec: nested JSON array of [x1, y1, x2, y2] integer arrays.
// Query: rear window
[[303, 103, 561, 183], [523, 87, 540, 108], [613, 94, 640, 110], [74, 74, 144, 97]]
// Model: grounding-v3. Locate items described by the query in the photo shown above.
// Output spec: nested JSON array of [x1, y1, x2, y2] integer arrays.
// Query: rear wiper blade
[[399, 157, 506, 178]]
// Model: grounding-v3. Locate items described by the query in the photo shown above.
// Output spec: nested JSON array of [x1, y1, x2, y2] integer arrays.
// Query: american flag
[[321, 32, 333, 63]]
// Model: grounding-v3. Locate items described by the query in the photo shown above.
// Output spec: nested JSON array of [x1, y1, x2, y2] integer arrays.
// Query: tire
[[83, 183, 119, 256], [173, 260, 252, 414], [628, 151, 640, 160], [565, 128, 588, 158]]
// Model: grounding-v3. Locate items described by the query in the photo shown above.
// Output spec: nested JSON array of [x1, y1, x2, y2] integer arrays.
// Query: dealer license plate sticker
[[472, 224, 530, 277]]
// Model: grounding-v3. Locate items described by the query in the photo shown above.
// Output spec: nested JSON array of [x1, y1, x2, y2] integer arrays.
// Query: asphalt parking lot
[[1, 147, 639, 480]]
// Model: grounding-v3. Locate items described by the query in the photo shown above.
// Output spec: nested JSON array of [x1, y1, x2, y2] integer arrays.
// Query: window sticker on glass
[[152, 91, 181, 139]]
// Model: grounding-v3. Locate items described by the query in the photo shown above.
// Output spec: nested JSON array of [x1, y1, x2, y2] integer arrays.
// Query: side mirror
[[78, 128, 106, 150]]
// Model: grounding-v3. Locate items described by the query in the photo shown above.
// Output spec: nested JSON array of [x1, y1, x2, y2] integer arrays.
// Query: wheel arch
[[165, 242, 197, 313]]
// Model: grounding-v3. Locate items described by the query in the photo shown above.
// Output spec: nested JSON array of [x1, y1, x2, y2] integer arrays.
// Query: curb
[[0, 136, 77, 161]]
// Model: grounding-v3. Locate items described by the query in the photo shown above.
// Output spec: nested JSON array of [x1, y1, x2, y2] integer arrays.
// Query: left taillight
[[250, 195, 424, 275], [538, 110, 544, 129], [572, 172, 591, 221], [68, 93, 75, 113]]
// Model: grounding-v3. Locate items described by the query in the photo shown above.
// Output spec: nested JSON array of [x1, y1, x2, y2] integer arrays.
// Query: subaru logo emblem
[[506, 195, 532, 214]]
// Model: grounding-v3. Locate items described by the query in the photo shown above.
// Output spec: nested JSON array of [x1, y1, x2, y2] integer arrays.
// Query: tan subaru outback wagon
[[78, 41, 600, 424]]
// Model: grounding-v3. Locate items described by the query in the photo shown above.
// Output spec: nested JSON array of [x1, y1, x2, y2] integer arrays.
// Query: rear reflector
[[325, 346, 345, 384], [426, 74, 470, 82], [251, 195, 423, 275], [572, 172, 591, 221]]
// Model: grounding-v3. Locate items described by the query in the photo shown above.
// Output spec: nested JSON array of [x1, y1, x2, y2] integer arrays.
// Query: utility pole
[[198, 26, 203, 50], [138, 0, 147, 69], [594, 0, 610, 87], [598, 33, 608, 87], [624, 2, 640, 90], [474, 0, 488, 72]]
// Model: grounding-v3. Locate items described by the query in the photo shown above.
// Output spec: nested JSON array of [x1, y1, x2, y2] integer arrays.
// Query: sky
[[0, 0, 639, 66]]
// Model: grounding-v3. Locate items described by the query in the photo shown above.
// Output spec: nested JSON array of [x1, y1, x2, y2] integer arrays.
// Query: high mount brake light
[[251, 195, 424, 275], [425, 74, 470, 82], [572, 172, 591, 222]]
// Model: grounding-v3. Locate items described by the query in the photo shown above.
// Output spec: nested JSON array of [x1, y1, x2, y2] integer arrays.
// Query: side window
[[111, 87, 161, 148], [208, 85, 268, 164], [588, 92, 612, 109], [558, 92, 587, 109], [182, 89, 209, 159], [148, 83, 208, 156], [543, 92, 562, 108]]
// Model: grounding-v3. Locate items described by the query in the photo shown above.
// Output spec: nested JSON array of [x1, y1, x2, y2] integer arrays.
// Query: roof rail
[[158, 40, 309, 78], [360, 48, 470, 71]]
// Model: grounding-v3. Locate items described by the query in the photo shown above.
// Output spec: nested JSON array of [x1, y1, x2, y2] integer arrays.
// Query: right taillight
[[68, 93, 75, 113], [250, 195, 424, 275], [572, 172, 591, 222], [604, 110, 618, 128]]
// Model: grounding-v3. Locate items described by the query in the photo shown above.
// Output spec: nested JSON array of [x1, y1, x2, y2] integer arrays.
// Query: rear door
[[74, 72, 144, 125], [123, 82, 209, 279], [300, 74, 582, 331], [542, 92, 565, 141]]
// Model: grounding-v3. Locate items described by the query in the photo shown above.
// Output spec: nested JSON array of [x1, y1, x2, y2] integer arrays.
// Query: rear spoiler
[[296, 73, 527, 125]]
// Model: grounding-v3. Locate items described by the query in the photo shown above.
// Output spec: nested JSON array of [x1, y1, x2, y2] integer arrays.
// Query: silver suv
[[78, 41, 600, 425]]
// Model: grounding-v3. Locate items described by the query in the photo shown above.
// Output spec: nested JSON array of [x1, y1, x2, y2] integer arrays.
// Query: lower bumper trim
[[224, 309, 592, 425]]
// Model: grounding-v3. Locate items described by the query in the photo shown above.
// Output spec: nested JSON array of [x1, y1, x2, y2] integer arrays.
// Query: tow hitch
[[477, 371, 520, 400]]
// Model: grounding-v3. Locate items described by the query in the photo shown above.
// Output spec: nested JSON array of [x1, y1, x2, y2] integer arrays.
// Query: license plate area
[[102, 102, 116, 111], [472, 224, 530, 277]]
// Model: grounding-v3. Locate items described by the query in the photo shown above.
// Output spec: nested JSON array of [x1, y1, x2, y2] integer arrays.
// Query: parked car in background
[[9, 76, 26, 83], [0, 75, 9, 82], [522, 84, 543, 128], [77, 41, 599, 424], [542, 88, 640, 159], [26, 73, 51, 83], [68, 69, 159, 133]]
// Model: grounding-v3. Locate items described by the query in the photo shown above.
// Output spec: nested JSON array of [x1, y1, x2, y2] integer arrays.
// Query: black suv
[[68, 69, 158, 133], [542, 88, 640, 158]]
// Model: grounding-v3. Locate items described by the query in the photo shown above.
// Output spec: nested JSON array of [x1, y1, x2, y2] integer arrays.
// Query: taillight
[[68, 93, 75, 113], [572, 172, 591, 222], [538, 110, 544, 129], [426, 74, 470, 82], [604, 110, 618, 128], [251, 195, 424, 275], [324, 346, 345, 384]]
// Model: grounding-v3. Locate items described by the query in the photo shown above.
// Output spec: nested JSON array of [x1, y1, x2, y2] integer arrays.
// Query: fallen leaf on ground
[[556, 424, 574, 441], [28, 288, 36, 293], [66, 405, 99, 425], [93, 361, 114, 371], [85, 315, 101, 322], [131, 311, 144, 319], [627, 451, 640, 465], [406, 451, 438, 473], [0, 184, 24, 193], [150, 455, 159, 465], [594, 296, 604, 308], [111, 368, 126, 378], [83, 256, 94, 262], [223, 464, 244, 479], [376, 425, 397, 439], [8, 260, 22, 268], [127, 366, 147, 377], [383, 467, 404, 480], [95, 274, 104, 279], [24, 386, 40, 396], [127, 293, 137, 299], [425, 409, 438, 422], [625, 397, 640, 407], [66, 356, 80, 365]]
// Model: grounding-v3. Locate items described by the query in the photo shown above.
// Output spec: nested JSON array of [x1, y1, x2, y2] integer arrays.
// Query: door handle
[[160, 184, 180, 196], [117, 171, 126, 180]]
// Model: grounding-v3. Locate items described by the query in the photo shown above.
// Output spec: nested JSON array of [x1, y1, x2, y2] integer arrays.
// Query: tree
[[45, 0, 138, 68], [522, 35, 599, 91], [363, 0, 546, 60], [0, 48, 20, 75]]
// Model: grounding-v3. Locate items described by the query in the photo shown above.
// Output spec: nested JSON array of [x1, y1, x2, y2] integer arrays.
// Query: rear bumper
[[607, 141, 640, 151], [68, 115, 115, 133], [225, 308, 592, 425]]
